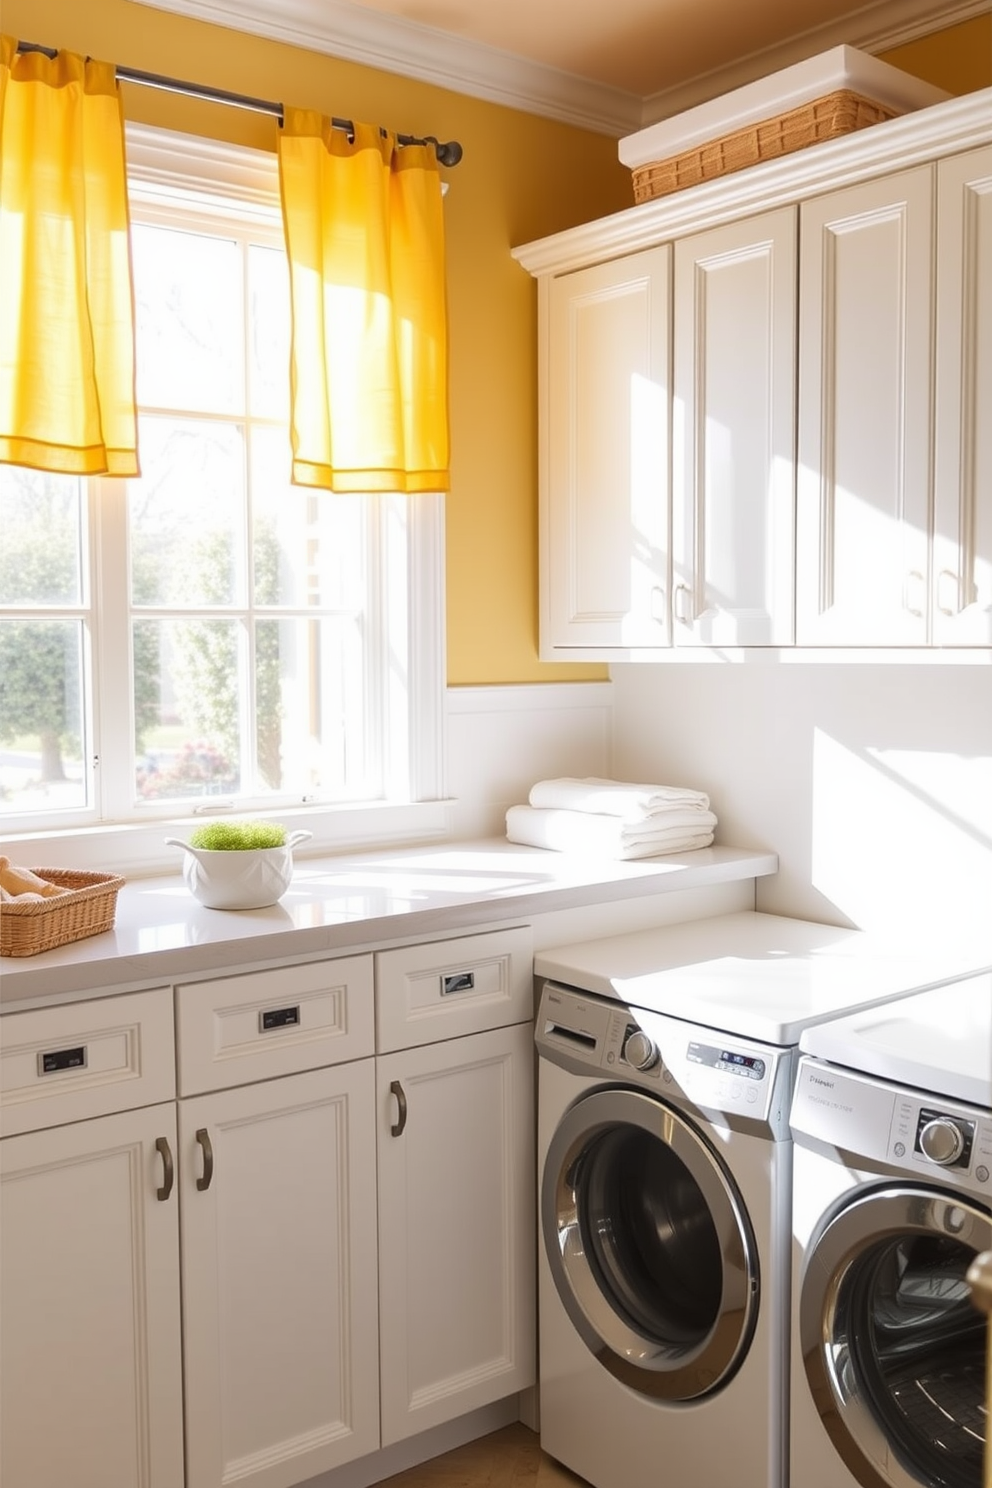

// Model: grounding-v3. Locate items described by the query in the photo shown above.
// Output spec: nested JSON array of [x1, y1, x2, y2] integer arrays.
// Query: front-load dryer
[[789, 973, 992, 1488], [536, 979, 794, 1488]]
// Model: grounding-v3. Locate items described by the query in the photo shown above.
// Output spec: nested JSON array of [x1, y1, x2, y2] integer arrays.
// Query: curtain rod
[[15, 40, 464, 166]]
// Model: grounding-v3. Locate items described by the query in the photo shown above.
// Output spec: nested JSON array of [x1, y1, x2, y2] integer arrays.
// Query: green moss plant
[[187, 821, 287, 851]]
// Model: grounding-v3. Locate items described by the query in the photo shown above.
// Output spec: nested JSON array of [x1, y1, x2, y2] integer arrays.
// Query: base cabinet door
[[376, 1022, 536, 1446], [797, 166, 933, 645], [0, 1104, 184, 1488], [179, 1060, 380, 1488]]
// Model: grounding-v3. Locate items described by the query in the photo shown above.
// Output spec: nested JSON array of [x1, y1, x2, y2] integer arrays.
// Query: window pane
[[0, 620, 87, 812], [132, 224, 243, 413], [134, 618, 242, 802], [254, 617, 369, 797], [252, 429, 367, 609], [248, 244, 291, 420], [130, 419, 246, 608], [0, 468, 83, 606]]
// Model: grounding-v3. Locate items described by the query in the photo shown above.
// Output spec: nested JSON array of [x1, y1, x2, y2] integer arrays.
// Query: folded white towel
[[505, 805, 715, 860], [528, 777, 711, 819]]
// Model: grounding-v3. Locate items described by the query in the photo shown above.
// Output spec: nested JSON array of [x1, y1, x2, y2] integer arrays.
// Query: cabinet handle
[[390, 1080, 407, 1138], [195, 1127, 214, 1191], [903, 570, 926, 619], [155, 1136, 174, 1202], [674, 583, 692, 625]]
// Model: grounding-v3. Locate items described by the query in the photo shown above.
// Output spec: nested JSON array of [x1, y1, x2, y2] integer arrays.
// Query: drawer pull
[[260, 1005, 300, 1031], [38, 1045, 87, 1076], [195, 1128, 214, 1191], [390, 1080, 407, 1138], [442, 971, 475, 996], [155, 1136, 175, 1201]]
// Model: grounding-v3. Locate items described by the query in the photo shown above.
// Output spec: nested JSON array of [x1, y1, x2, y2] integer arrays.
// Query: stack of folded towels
[[505, 777, 717, 860]]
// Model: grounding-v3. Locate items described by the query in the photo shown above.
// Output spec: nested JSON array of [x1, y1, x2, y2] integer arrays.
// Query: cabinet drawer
[[0, 987, 176, 1136], [176, 955, 374, 1094], [375, 926, 534, 1052]]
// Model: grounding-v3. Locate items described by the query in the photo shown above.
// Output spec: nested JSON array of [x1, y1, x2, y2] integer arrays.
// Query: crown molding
[[126, 0, 985, 136], [125, 0, 643, 135], [640, 0, 991, 123]]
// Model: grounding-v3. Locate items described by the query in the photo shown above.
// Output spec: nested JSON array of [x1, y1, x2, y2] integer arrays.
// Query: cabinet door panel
[[673, 209, 796, 645], [797, 167, 933, 645], [933, 145, 992, 645], [377, 1023, 535, 1444], [0, 1106, 184, 1488], [545, 247, 671, 654], [180, 1061, 379, 1488]]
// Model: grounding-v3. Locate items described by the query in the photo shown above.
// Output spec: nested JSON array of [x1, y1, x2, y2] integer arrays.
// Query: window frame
[[0, 124, 448, 875]]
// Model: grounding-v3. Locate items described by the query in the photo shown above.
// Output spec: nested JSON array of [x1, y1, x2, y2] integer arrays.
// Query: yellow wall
[[5, 4, 989, 685]]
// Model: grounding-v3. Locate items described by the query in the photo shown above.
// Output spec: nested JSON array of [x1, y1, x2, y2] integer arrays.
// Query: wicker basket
[[0, 870, 125, 957], [631, 89, 897, 203]]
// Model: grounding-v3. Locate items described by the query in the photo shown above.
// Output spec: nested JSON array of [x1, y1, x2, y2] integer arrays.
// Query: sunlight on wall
[[811, 728, 992, 938]]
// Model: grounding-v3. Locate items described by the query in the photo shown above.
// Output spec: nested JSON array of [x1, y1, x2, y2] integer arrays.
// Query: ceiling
[[131, 0, 983, 132]]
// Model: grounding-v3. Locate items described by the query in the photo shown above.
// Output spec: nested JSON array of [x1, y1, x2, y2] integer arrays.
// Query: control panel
[[535, 980, 789, 1132], [791, 1057, 992, 1197]]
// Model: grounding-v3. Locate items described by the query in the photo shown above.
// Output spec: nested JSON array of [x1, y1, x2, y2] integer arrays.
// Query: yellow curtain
[[277, 110, 449, 494], [0, 36, 138, 476]]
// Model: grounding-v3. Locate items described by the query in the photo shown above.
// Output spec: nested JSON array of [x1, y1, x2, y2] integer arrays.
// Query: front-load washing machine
[[533, 911, 988, 1488], [789, 972, 992, 1488]]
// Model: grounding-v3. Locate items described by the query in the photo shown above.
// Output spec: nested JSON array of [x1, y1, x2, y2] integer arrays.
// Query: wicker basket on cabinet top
[[621, 45, 951, 204]]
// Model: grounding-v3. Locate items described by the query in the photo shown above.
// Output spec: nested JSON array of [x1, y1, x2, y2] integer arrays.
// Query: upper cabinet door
[[933, 144, 992, 646], [672, 209, 797, 646], [797, 167, 933, 646], [544, 246, 671, 656]]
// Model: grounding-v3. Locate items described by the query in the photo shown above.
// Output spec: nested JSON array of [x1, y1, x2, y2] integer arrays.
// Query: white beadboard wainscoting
[[444, 683, 614, 841]]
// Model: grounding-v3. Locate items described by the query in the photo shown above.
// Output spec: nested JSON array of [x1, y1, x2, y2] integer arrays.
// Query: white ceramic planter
[[165, 830, 313, 909]]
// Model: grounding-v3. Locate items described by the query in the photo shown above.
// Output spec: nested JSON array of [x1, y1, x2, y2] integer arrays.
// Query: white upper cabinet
[[673, 209, 796, 645], [514, 86, 992, 656], [796, 166, 933, 646], [933, 144, 992, 646], [544, 246, 671, 653]]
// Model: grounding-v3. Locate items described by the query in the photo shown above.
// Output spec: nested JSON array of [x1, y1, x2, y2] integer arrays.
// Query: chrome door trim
[[800, 1184, 992, 1488], [542, 1086, 760, 1400]]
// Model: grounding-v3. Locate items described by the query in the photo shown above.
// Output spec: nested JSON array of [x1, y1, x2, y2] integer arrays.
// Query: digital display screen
[[720, 1050, 763, 1071]]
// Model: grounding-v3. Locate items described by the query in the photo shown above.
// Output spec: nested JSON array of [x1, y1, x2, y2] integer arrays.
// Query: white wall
[[444, 683, 614, 841], [609, 661, 992, 936]]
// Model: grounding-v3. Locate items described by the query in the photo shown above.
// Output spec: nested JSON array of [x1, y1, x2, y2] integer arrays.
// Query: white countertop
[[0, 839, 777, 1010], [798, 972, 992, 1107], [535, 912, 992, 1046]]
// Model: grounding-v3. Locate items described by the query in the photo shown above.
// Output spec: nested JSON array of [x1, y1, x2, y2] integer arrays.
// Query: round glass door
[[801, 1184, 991, 1488], [542, 1086, 759, 1401]]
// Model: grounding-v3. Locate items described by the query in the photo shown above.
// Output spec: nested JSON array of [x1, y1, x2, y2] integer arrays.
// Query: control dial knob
[[919, 1118, 965, 1166], [624, 1030, 659, 1071]]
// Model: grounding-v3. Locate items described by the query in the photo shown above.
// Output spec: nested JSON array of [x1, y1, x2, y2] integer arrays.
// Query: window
[[0, 127, 445, 872]]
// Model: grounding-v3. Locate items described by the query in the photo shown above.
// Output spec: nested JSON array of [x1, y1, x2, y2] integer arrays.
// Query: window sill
[[0, 800, 456, 879]]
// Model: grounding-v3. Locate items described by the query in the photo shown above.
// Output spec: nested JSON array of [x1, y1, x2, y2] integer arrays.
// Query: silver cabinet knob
[[919, 1118, 965, 1166], [624, 1030, 659, 1071]]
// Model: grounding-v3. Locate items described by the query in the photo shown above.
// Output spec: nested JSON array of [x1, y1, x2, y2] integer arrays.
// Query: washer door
[[542, 1086, 760, 1401], [801, 1184, 991, 1488]]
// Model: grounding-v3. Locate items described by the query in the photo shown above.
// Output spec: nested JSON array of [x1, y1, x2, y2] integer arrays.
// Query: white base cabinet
[[180, 1061, 380, 1488], [0, 927, 537, 1488], [376, 1022, 535, 1446], [0, 1104, 185, 1488]]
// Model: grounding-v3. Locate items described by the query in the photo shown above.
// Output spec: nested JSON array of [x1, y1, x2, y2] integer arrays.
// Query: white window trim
[[0, 124, 450, 877]]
